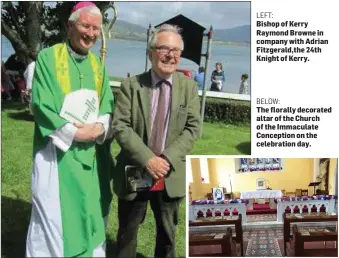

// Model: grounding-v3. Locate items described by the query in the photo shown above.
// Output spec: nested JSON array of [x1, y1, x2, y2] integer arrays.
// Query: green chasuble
[[31, 42, 114, 257]]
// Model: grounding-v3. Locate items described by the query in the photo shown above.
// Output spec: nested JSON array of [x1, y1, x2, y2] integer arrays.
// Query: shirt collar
[[151, 69, 173, 87], [66, 40, 88, 61]]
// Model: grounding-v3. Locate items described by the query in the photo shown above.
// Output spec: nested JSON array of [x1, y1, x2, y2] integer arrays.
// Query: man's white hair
[[68, 5, 102, 22], [147, 24, 184, 52]]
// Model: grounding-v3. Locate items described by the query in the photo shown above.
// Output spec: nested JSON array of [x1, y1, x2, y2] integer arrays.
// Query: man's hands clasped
[[73, 122, 104, 142], [146, 156, 170, 180]]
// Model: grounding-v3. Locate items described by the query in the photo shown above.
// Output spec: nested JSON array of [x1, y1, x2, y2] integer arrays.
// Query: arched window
[[237, 158, 283, 172]]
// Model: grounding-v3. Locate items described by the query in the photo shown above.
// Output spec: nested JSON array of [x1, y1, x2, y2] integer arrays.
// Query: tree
[[1, 1, 112, 61]]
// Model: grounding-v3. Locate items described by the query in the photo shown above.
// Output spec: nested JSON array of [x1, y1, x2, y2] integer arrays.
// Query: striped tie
[[149, 80, 168, 191]]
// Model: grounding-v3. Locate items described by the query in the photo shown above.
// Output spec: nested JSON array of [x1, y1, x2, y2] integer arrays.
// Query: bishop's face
[[68, 12, 102, 54]]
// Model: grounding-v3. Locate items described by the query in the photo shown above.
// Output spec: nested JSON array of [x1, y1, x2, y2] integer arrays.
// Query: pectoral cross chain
[[79, 74, 84, 88]]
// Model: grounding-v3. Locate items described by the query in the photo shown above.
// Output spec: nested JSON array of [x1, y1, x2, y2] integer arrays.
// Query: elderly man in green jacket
[[112, 24, 201, 257]]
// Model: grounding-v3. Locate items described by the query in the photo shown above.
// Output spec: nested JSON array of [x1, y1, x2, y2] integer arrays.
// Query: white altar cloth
[[240, 190, 283, 199]]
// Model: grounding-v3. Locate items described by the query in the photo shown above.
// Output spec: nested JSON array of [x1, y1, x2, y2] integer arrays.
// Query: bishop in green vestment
[[26, 3, 114, 257]]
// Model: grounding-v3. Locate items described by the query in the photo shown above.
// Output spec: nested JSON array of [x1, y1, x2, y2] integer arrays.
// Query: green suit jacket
[[112, 70, 201, 200]]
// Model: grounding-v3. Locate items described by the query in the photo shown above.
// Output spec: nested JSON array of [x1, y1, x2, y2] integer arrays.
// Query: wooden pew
[[189, 213, 243, 256], [283, 212, 338, 255], [288, 224, 338, 256], [189, 227, 236, 257]]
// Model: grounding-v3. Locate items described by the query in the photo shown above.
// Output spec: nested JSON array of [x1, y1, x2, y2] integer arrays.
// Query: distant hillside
[[105, 20, 147, 41], [105, 20, 250, 43], [114, 20, 147, 34], [213, 25, 250, 42]]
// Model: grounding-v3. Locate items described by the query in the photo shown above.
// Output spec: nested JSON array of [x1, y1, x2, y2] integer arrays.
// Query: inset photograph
[[188, 157, 338, 257]]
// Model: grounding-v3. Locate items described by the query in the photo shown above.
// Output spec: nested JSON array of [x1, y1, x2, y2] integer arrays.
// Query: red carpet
[[246, 209, 277, 215], [253, 203, 270, 210], [247, 202, 277, 215]]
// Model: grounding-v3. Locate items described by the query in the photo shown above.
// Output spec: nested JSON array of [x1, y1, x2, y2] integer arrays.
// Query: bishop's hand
[[73, 122, 104, 142]]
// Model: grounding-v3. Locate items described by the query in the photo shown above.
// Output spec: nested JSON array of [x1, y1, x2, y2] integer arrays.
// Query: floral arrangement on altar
[[274, 195, 337, 203], [191, 199, 250, 205]]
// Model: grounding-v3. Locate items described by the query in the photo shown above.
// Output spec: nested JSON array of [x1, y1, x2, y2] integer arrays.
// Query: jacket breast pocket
[[176, 106, 188, 132]]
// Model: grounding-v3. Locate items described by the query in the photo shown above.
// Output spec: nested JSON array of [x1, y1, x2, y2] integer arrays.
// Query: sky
[[43, 1, 250, 30], [109, 1, 251, 30]]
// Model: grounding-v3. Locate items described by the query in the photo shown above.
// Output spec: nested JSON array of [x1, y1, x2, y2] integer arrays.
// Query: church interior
[[188, 158, 338, 257]]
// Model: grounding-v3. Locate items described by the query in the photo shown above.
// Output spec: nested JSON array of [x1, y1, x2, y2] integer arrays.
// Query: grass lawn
[[193, 123, 250, 155], [1, 101, 250, 257], [109, 76, 123, 82]]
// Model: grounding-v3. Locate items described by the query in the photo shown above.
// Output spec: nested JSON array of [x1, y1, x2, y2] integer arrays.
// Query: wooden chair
[[233, 192, 241, 199], [224, 193, 232, 200], [301, 189, 308, 196], [206, 193, 213, 200], [285, 191, 296, 197], [295, 189, 302, 197]]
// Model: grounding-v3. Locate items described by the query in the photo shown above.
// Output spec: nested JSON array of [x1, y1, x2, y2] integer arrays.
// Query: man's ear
[[68, 21, 74, 30], [148, 51, 152, 62]]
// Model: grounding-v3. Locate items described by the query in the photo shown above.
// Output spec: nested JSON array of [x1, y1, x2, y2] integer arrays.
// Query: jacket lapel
[[137, 71, 152, 140], [166, 72, 182, 144]]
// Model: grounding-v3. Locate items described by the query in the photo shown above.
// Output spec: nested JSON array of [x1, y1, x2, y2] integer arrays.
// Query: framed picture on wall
[[256, 178, 266, 190], [212, 187, 225, 201]]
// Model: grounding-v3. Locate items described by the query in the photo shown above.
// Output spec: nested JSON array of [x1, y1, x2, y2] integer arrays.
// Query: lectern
[[308, 182, 321, 195]]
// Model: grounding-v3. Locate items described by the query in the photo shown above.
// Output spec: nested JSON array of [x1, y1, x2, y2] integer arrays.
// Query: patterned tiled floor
[[243, 227, 283, 241], [247, 213, 277, 222], [244, 227, 284, 256]]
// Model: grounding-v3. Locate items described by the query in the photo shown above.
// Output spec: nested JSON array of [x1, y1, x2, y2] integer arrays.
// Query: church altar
[[240, 190, 283, 209], [240, 190, 283, 199]]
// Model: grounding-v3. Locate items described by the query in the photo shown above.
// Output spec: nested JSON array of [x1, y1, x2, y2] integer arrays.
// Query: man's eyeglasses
[[76, 22, 100, 33], [154, 45, 182, 57]]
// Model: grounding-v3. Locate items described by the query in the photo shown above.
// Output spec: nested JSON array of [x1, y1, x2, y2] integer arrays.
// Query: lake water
[[1, 36, 250, 93]]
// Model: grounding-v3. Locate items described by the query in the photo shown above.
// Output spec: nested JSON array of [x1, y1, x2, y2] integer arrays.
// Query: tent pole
[[145, 24, 152, 72], [200, 25, 213, 137]]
